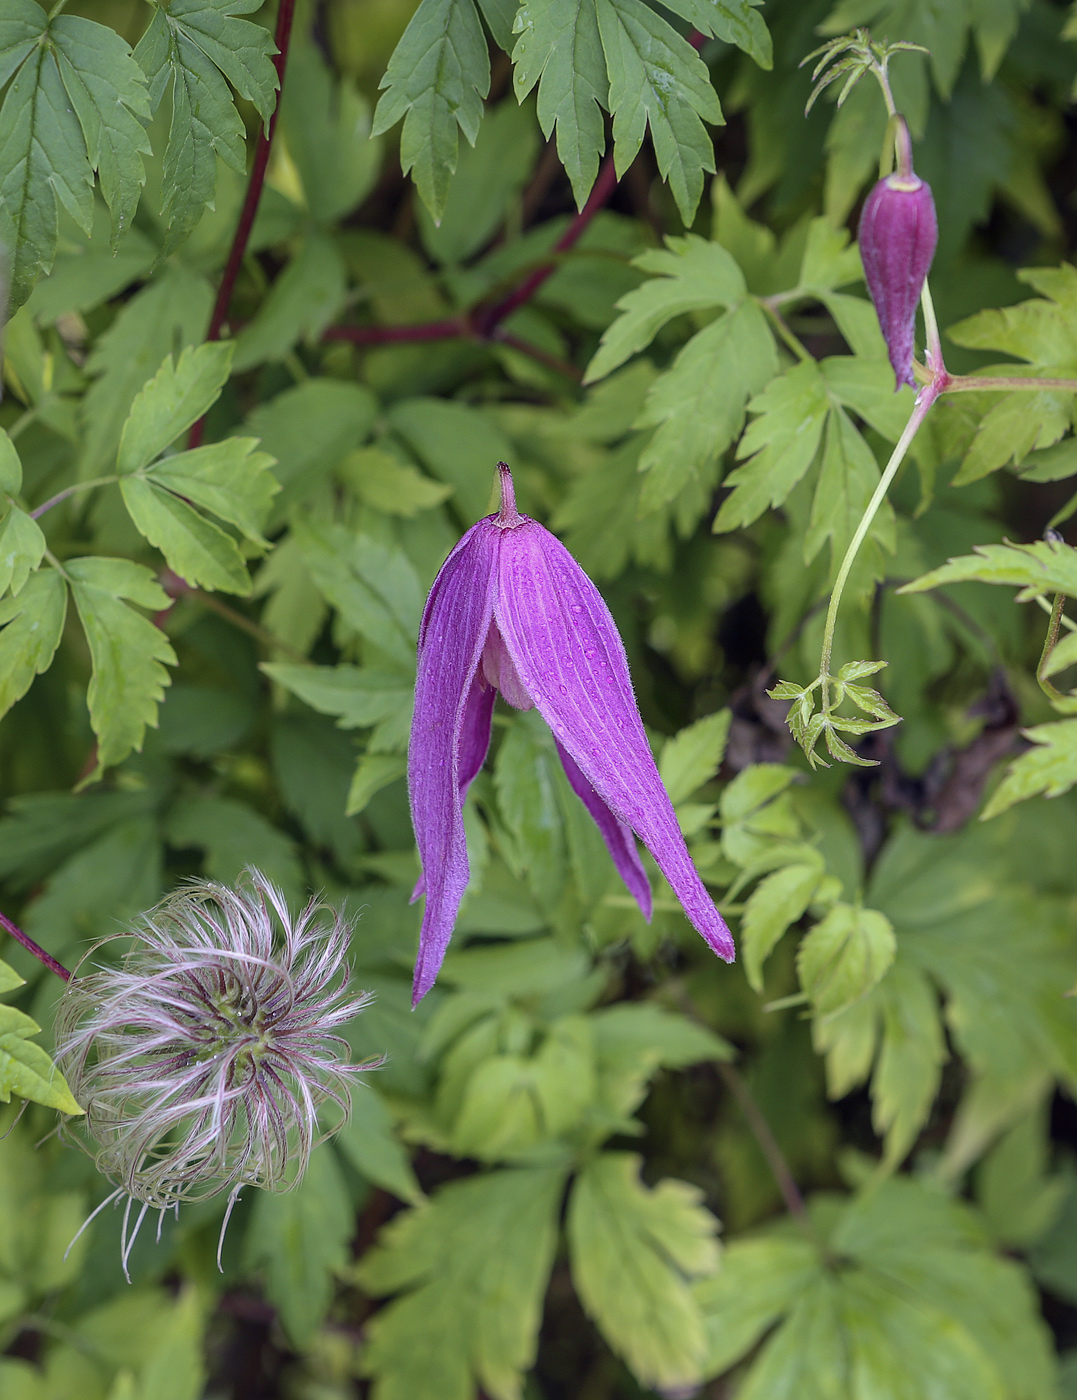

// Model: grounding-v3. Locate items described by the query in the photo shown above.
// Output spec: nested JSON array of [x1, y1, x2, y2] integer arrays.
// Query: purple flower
[[858, 172, 938, 389], [408, 463, 734, 1004]]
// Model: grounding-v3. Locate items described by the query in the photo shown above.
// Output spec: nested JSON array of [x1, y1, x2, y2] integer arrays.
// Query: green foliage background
[[2, 0, 1077, 1396]]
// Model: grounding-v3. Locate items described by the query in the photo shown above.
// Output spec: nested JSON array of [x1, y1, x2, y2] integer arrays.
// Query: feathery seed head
[[55, 871, 375, 1218]]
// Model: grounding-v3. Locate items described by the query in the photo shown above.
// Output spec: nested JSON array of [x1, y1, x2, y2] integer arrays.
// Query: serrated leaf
[[805, 405, 891, 571], [494, 716, 567, 910], [372, 0, 490, 221], [901, 539, 1077, 601], [338, 447, 453, 517], [512, 0, 608, 211], [0, 506, 45, 598], [66, 556, 176, 779], [0, 567, 67, 721], [954, 390, 1073, 486], [662, 0, 772, 68], [0, 27, 93, 307], [120, 477, 251, 595], [0, 1006, 82, 1114], [357, 1166, 565, 1400], [50, 16, 151, 249], [586, 235, 746, 382], [0, 431, 20, 495], [798, 903, 896, 1017], [713, 359, 828, 534], [117, 343, 234, 476], [568, 1152, 720, 1391], [247, 1144, 353, 1349], [232, 231, 348, 371], [636, 299, 778, 512], [659, 709, 732, 805], [741, 859, 824, 992], [136, 0, 277, 254], [167, 793, 302, 898], [981, 720, 1077, 818], [596, 0, 723, 223], [146, 439, 279, 546], [262, 663, 412, 737], [694, 1236, 821, 1377], [334, 1084, 424, 1205]]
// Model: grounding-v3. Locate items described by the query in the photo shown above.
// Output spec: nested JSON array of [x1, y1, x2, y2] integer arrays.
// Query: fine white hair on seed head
[[54, 870, 378, 1272]]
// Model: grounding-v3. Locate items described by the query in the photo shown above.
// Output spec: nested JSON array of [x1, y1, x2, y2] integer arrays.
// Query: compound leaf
[[0, 568, 67, 721]]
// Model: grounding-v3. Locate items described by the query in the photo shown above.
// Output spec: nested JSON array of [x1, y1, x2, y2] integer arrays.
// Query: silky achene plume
[[408, 463, 735, 1004], [55, 871, 374, 1273]]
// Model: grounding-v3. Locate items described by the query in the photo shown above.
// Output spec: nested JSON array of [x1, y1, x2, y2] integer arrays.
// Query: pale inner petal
[[480, 622, 534, 710]]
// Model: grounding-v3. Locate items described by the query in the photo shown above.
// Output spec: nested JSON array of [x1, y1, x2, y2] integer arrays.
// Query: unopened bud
[[858, 173, 938, 390]]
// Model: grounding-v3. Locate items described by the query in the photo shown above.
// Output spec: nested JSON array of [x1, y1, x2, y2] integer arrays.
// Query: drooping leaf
[[0, 568, 66, 722], [372, 0, 490, 221], [357, 1166, 566, 1400], [135, 0, 278, 253], [662, 0, 772, 68], [568, 1152, 720, 1391], [66, 557, 177, 780]]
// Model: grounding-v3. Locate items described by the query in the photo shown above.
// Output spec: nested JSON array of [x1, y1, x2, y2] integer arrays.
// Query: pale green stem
[[944, 374, 1077, 394], [920, 278, 944, 373], [31, 475, 119, 520], [760, 299, 812, 362], [1037, 593, 1067, 703], [819, 383, 941, 698], [872, 56, 899, 117]]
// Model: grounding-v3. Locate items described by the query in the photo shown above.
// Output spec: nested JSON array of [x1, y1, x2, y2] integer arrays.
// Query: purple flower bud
[[858, 173, 938, 389], [408, 463, 735, 1004]]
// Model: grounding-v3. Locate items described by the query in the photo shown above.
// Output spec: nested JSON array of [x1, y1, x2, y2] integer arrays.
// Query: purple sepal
[[555, 739, 653, 920], [407, 465, 736, 1005], [858, 173, 938, 390]]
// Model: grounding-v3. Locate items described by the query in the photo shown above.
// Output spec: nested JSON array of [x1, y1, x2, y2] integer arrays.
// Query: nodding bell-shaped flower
[[408, 463, 735, 1004], [858, 170, 938, 390]]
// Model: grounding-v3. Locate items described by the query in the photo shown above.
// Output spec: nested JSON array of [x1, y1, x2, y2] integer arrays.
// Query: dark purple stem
[[0, 909, 71, 982], [323, 154, 621, 371], [189, 0, 297, 450]]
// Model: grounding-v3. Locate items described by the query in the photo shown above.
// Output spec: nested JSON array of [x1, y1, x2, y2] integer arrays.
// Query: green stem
[[7, 406, 39, 442], [30, 476, 119, 520], [819, 384, 940, 692], [944, 374, 1077, 394], [760, 300, 812, 362], [871, 55, 899, 117], [1037, 593, 1067, 702], [920, 278, 944, 373]]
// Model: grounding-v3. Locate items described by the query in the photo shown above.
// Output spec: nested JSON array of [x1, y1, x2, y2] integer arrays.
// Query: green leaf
[[596, 0, 723, 224], [79, 266, 215, 478], [512, 0, 608, 212], [136, 1288, 205, 1400], [662, 0, 772, 68], [0, 961, 23, 994], [741, 858, 825, 993], [0, 21, 93, 307], [145, 439, 279, 546], [338, 448, 453, 517], [357, 1167, 565, 1400], [494, 716, 567, 911], [981, 720, 1077, 818], [694, 1236, 820, 1377], [295, 519, 423, 669], [135, 0, 278, 253], [334, 1084, 424, 1205], [372, 0, 490, 221], [119, 476, 251, 595], [232, 231, 348, 372], [0, 567, 66, 721], [0, 506, 45, 598], [50, 16, 151, 249], [901, 539, 1077, 601], [713, 359, 829, 534], [278, 41, 382, 225], [568, 1152, 720, 1391], [247, 1145, 354, 1349], [805, 404, 892, 571], [0, 431, 20, 495], [659, 709, 731, 805], [66, 556, 177, 779], [797, 903, 896, 1017], [262, 664, 412, 740], [387, 398, 513, 522], [0, 1005, 82, 1114], [586, 235, 746, 382], [346, 753, 408, 816], [117, 343, 234, 477], [636, 299, 778, 512], [167, 793, 302, 899], [978, 1101, 1070, 1249]]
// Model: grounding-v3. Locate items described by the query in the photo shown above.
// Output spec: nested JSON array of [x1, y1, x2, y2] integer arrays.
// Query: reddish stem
[[188, 0, 297, 449], [472, 153, 620, 335], [0, 909, 71, 983]]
